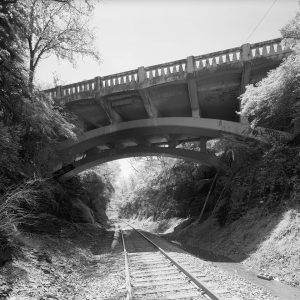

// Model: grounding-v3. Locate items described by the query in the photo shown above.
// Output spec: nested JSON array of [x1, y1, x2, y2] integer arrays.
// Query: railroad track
[[120, 223, 221, 300]]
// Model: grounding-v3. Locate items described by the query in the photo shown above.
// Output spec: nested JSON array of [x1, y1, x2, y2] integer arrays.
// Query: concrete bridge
[[44, 38, 291, 180]]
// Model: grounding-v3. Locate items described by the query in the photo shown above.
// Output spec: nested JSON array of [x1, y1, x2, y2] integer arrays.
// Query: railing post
[[138, 67, 146, 83], [240, 43, 251, 61], [94, 76, 102, 90], [186, 56, 195, 73], [239, 43, 252, 124]]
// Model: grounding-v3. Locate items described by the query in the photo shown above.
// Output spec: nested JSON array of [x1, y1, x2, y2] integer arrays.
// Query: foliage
[[0, 0, 29, 124], [0, 170, 115, 239], [118, 156, 216, 220], [214, 140, 300, 225], [0, 0, 78, 183], [240, 49, 300, 135], [17, 0, 100, 84], [281, 11, 300, 43]]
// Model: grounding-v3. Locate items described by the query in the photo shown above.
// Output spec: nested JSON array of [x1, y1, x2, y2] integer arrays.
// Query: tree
[[0, 0, 29, 124], [18, 0, 100, 85], [281, 10, 300, 42], [240, 8, 300, 136]]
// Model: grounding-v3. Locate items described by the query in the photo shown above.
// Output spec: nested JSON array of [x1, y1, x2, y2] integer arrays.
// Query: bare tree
[[18, 0, 100, 85]]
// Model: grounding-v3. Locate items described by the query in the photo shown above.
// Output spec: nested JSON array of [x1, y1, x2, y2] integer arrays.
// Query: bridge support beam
[[139, 89, 159, 118], [187, 79, 201, 118], [95, 97, 123, 124], [138, 67, 159, 118], [239, 43, 252, 124], [187, 56, 201, 118]]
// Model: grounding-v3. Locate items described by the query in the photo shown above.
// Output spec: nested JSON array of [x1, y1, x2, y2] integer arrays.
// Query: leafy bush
[[240, 48, 300, 136]]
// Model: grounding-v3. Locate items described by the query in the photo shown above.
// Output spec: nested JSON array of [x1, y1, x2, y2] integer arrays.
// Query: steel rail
[[122, 221, 221, 300], [120, 229, 133, 300]]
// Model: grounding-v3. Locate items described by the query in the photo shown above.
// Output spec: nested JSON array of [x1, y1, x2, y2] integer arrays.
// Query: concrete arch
[[57, 117, 289, 157], [58, 146, 221, 181]]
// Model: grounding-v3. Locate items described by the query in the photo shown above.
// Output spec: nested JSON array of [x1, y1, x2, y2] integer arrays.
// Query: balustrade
[[144, 59, 186, 80], [250, 38, 289, 58], [43, 38, 291, 102]]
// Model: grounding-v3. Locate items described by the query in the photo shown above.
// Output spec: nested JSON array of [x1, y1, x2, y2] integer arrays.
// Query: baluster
[[154, 68, 159, 77], [262, 45, 268, 56], [166, 66, 171, 75], [198, 59, 204, 69], [205, 58, 210, 67], [225, 53, 230, 63], [212, 57, 217, 67], [172, 65, 177, 73], [269, 44, 275, 55], [120, 76, 124, 84], [125, 74, 130, 83], [148, 70, 153, 80], [178, 64, 183, 73], [277, 43, 283, 53], [219, 55, 224, 64], [232, 52, 238, 61], [255, 47, 260, 57], [161, 67, 165, 76]]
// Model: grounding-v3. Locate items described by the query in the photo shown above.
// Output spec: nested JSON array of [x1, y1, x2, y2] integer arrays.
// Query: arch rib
[[57, 118, 290, 158], [58, 146, 221, 181]]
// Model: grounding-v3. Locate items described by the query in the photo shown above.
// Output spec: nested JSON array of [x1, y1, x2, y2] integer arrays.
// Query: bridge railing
[[250, 38, 284, 58], [101, 69, 138, 88], [144, 58, 187, 80], [43, 38, 291, 103], [194, 46, 241, 69]]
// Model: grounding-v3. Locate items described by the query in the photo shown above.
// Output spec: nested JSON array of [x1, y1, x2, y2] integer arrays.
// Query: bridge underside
[[49, 39, 291, 179]]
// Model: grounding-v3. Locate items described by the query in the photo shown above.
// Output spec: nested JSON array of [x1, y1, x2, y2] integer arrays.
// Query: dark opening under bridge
[[44, 38, 291, 180]]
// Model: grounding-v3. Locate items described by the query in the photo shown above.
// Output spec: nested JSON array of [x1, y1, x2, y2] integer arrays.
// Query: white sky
[[37, 0, 298, 87], [36, 0, 298, 177]]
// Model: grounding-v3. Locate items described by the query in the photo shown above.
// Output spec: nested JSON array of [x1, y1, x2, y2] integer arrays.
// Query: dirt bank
[[0, 224, 125, 300], [170, 206, 300, 288]]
